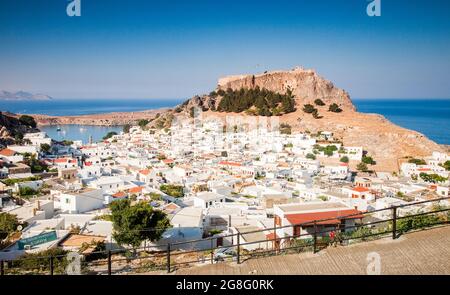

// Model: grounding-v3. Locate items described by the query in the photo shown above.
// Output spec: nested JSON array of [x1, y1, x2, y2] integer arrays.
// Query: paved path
[[175, 226, 450, 275]]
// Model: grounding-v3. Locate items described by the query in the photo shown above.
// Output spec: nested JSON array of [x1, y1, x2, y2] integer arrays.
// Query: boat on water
[[56, 127, 61, 131]]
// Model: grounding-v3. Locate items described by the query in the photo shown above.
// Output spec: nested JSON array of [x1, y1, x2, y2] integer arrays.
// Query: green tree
[[19, 115, 37, 128], [123, 124, 131, 133], [419, 173, 447, 183], [0, 212, 19, 240], [102, 131, 118, 140], [138, 119, 149, 128], [441, 160, 450, 171], [40, 143, 51, 153], [408, 158, 426, 165], [110, 199, 171, 248], [340, 156, 349, 163], [362, 155, 376, 165], [357, 162, 369, 172], [306, 153, 316, 160]]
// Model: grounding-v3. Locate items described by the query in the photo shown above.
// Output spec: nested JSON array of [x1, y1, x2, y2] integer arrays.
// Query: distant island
[[0, 90, 52, 101]]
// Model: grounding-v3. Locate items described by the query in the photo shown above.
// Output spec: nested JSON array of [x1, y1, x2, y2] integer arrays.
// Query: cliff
[[217, 67, 355, 111], [0, 112, 39, 148]]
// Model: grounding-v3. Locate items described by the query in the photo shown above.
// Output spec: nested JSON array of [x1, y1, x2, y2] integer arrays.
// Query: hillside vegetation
[[212, 87, 296, 116]]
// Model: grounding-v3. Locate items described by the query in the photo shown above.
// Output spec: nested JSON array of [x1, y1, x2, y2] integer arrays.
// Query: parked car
[[213, 247, 237, 262]]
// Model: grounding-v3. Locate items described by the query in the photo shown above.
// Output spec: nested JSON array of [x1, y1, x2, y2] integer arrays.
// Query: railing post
[[313, 221, 318, 253], [166, 243, 171, 273], [1, 260, 4, 276], [392, 206, 397, 240], [50, 256, 54, 275], [107, 250, 112, 275], [210, 238, 214, 264], [237, 233, 240, 264]]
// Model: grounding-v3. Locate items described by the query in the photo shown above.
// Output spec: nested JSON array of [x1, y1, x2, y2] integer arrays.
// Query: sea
[[1, 98, 449, 145]]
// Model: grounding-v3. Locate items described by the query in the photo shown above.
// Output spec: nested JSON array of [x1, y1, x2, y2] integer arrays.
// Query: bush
[[314, 99, 326, 106], [362, 155, 376, 165], [419, 173, 447, 183], [138, 119, 149, 128], [123, 124, 131, 133], [328, 103, 342, 113], [0, 212, 19, 240], [160, 184, 184, 198], [306, 153, 316, 160], [279, 123, 292, 135], [302, 104, 317, 114], [340, 156, 349, 163], [408, 158, 426, 165], [40, 143, 51, 153], [397, 213, 441, 234], [102, 131, 118, 140], [10, 248, 69, 274], [442, 160, 450, 171], [19, 186, 38, 196], [357, 162, 369, 172]]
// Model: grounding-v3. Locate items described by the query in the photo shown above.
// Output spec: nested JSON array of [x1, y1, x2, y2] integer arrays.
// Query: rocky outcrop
[[0, 111, 39, 147], [217, 67, 355, 111]]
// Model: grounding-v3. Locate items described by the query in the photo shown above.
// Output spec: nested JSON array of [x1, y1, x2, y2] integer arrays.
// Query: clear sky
[[1, 0, 449, 99]]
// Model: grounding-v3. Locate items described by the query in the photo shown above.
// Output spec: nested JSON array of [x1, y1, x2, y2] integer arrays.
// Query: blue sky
[[0, 0, 449, 99]]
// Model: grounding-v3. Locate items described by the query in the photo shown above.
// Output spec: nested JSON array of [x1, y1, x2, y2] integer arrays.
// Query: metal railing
[[1, 196, 449, 275]]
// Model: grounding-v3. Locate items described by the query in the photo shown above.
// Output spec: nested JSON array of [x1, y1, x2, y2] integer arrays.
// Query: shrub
[[102, 131, 118, 140], [0, 212, 19, 240], [314, 99, 326, 106], [19, 186, 38, 196], [328, 103, 342, 113], [160, 184, 184, 198], [306, 153, 316, 160], [138, 119, 149, 128], [397, 213, 441, 234], [123, 124, 131, 133], [302, 104, 317, 114], [442, 160, 450, 171], [279, 123, 292, 135], [357, 162, 369, 172], [340, 156, 349, 163], [362, 155, 376, 165], [408, 158, 426, 165], [419, 173, 447, 183]]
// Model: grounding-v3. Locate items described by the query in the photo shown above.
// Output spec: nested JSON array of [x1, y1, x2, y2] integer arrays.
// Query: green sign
[[17, 231, 58, 250]]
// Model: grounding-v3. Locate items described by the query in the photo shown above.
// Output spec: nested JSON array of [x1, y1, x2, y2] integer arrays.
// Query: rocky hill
[[217, 66, 355, 111], [177, 67, 445, 172], [0, 112, 39, 148]]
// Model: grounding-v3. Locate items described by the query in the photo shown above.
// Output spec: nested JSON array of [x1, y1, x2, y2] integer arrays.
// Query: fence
[[1, 196, 449, 275]]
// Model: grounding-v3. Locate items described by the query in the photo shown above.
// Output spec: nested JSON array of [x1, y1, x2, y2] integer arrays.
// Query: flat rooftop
[[277, 202, 349, 214]]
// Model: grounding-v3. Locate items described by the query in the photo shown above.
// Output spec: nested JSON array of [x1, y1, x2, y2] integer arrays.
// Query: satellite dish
[[17, 225, 23, 231]]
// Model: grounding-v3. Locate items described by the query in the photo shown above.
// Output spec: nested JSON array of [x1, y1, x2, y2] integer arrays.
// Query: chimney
[[37, 200, 41, 210]]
